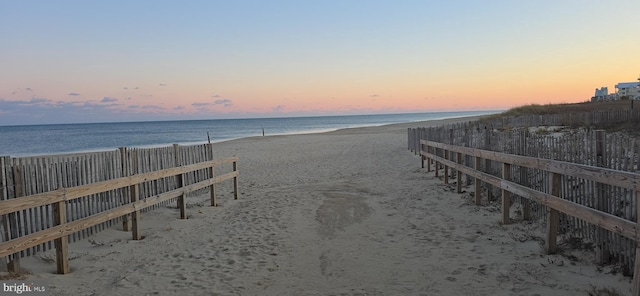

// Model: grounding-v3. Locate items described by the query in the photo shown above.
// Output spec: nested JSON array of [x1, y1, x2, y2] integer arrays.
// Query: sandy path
[[18, 117, 631, 295]]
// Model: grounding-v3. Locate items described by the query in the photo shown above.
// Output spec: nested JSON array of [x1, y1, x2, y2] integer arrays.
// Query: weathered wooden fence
[[419, 139, 640, 294], [0, 143, 239, 274], [408, 109, 640, 292]]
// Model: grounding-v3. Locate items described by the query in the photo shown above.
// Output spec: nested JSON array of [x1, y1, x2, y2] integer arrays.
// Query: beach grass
[[491, 100, 635, 118], [484, 100, 639, 135]]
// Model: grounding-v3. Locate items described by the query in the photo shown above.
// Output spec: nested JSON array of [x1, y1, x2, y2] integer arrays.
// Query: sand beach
[[20, 116, 632, 296]]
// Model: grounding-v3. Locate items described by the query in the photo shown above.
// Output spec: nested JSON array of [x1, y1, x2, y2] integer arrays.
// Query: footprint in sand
[[315, 192, 371, 237]]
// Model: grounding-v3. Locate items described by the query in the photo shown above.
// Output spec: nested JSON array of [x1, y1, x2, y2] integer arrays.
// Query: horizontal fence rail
[[419, 139, 640, 294], [0, 143, 239, 275]]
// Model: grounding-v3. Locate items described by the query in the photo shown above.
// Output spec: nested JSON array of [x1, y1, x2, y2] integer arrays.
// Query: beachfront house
[[615, 81, 640, 100], [591, 76, 640, 101]]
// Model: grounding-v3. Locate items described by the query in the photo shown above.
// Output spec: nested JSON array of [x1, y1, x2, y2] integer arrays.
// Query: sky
[[1, 1, 639, 125]]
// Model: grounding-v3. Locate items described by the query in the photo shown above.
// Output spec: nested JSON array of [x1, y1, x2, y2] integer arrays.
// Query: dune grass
[[484, 100, 639, 136], [495, 100, 636, 118]]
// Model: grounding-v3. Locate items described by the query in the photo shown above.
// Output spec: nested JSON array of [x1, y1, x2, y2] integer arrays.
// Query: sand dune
[[20, 116, 631, 295]]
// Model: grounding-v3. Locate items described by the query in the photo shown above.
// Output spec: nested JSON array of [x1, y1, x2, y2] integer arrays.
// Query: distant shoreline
[[0, 110, 502, 128], [1, 111, 499, 157]]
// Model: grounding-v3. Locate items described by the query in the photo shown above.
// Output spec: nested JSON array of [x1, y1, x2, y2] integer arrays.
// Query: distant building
[[591, 86, 618, 101], [592, 87, 608, 101], [591, 77, 640, 101], [615, 82, 640, 100]]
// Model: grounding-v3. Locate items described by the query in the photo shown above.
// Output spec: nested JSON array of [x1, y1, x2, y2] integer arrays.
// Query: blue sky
[[1, 0, 639, 125]]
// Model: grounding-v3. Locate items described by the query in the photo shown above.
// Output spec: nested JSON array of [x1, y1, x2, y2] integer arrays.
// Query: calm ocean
[[0, 111, 497, 157]]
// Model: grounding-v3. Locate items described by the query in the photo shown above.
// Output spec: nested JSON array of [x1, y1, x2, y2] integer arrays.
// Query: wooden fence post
[[415, 129, 421, 155], [474, 156, 482, 206], [434, 148, 440, 177], [233, 158, 238, 200], [130, 149, 141, 240], [464, 127, 473, 186], [519, 131, 531, 220], [426, 143, 431, 173], [425, 144, 433, 173], [7, 160, 22, 272], [502, 163, 511, 224], [443, 149, 449, 184], [119, 147, 130, 232], [595, 130, 610, 263], [207, 144, 217, 207], [521, 167, 531, 221], [545, 172, 561, 254], [411, 129, 415, 153], [1, 156, 13, 271], [173, 144, 187, 219], [52, 197, 69, 274], [484, 127, 494, 201], [456, 152, 462, 193], [449, 129, 456, 181], [420, 142, 426, 169], [633, 189, 640, 296], [411, 129, 417, 154]]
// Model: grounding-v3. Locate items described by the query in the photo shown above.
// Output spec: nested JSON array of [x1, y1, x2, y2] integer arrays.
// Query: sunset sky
[[1, 0, 639, 125]]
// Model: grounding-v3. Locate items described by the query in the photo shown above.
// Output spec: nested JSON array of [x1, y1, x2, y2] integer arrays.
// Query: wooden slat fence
[[408, 117, 640, 270], [0, 143, 239, 274], [419, 139, 640, 294], [1, 150, 125, 260], [409, 109, 640, 291]]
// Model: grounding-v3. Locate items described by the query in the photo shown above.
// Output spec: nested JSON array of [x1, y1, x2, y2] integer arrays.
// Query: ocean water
[[0, 111, 497, 157]]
